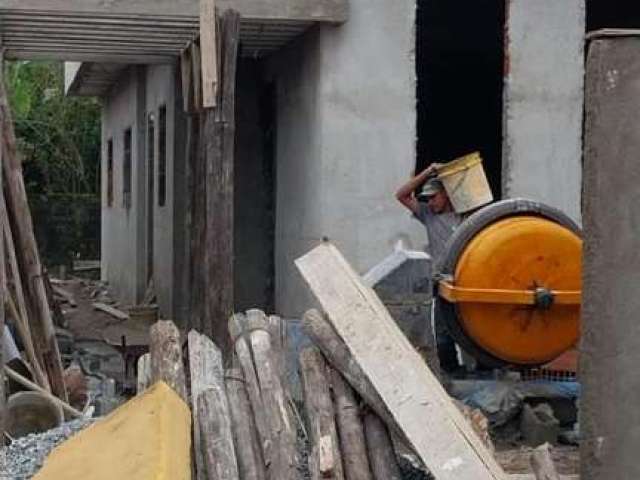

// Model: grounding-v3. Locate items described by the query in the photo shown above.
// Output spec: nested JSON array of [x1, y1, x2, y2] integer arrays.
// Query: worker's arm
[[395, 164, 439, 215]]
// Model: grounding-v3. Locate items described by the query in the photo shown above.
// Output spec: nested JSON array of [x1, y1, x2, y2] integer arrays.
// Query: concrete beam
[[0, 0, 349, 23]]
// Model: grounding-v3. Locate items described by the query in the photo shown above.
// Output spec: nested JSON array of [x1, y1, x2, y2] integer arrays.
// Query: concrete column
[[582, 36, 640, 480], [502, 0, 585, 223]]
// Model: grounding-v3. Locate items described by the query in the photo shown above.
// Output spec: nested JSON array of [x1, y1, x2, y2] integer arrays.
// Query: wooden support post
[[200, 0, 218, 108], [225, 368, 267, 480], [0, 75, 67, 401], [0, 45, 4, 445], [363, 412, 402, 480], [330, 369, 373, 480], [203, 9, 239, 358], [198, 386, 240, 480], [530, 444, 560, 480], [302, 309, 402, 443], [137, 353, 151, 394], [296, 243, 506, 480], [149, 320, 187, 402], [299, 346, 344, 480], [188, 330, 224, 480]]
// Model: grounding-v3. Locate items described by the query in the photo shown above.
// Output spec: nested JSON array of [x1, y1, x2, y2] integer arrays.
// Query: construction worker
[[395, 164, 462, 373]]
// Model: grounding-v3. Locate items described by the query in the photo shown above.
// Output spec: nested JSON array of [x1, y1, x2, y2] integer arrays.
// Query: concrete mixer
[[435, 198, 582, 369]]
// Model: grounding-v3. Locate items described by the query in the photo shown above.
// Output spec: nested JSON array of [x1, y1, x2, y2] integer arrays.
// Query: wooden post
[[0, 45, 4, 446], [200, 0, 218, 108], [330, 369, 373, 480], [245, 309, 298, 480], [225, 368, 267, 480], [363, 412, 402, 480], [299, 346, 344, 480], [188, 330, 224, 480], [149, 320, 187, 402], [302, 309, 401, 442], [203, 10, 239, 358], [198, 386, 239, 480], [530, 444, 560, 480], [137, 353, 151, 394], [0, 73, 66, 401]]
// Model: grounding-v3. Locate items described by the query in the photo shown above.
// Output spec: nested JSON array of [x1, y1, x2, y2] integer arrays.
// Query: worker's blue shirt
[[414, 202, 462, 271]]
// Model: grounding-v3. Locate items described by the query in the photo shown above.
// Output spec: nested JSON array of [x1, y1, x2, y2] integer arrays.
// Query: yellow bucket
[[436, 152, 493, 213]]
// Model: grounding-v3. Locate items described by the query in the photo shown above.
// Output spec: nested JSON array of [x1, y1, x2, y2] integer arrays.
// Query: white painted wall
[[502, 0, 585, 223], [270, 0, 424, 318]]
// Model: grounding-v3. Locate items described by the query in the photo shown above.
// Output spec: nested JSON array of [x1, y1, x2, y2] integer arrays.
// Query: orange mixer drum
[[437, 199, 582, 367]]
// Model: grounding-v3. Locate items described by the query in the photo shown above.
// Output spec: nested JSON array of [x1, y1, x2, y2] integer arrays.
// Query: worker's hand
[[423, 163, 443, 176]]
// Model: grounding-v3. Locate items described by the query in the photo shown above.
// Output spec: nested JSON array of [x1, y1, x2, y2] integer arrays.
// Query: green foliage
[[5, 61, 101, 195]]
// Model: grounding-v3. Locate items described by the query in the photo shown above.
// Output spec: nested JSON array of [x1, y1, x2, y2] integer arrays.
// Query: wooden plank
[[198, 386, 240, 480], [149, 320, 187, 402], [181, 45, 194, 112], [188, 330, 224, 480], [0, 0, 350, 23], [0, 76, 67, 401], [203, 10, 239, 356], [363, 412, 402, 480], [330, 369, 372, 480], [53, 285, 77, 308], [530, 444, 560, 480], [200, 0, 217, 108], [92, 302, 129, 321], [295, 243, 507, 480], [300, 346, 344, 480], [191, 41, 202, 112], [5, 50, 175, 64], [137, 353, 152, 393], [225, 368, 267, 480]]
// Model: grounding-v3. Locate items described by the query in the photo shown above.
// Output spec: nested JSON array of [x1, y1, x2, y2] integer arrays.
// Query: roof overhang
[[0, 0, 348, 63]]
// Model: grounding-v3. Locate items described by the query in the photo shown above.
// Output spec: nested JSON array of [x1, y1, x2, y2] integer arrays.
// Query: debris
[[521, 404, 560, 448], [92, 302, 129, 321], [52, 285, 77, 308], [63, 365, 88, 411], [31, 382, 190, 480]]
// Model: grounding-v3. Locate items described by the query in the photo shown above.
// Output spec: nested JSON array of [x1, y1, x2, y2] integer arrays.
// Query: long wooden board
[[296, 243, 506, 480]]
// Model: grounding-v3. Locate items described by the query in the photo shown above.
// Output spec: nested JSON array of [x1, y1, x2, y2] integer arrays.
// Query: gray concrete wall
[[100, 67, 146, 305], [582, 36, 640, 480], [502, 0, 585, 223], [268, 0, 424, 318], [234, 60, 274, 312]]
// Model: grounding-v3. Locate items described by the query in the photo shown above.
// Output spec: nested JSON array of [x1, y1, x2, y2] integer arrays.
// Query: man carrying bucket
[[395, 163, 463, 374]]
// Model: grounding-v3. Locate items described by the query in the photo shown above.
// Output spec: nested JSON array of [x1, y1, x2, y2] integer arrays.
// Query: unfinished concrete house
[[48, 0, 588, 327]]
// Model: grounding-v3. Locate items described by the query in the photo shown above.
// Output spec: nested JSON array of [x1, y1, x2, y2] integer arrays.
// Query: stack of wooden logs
[[0, 68, 67, 417]]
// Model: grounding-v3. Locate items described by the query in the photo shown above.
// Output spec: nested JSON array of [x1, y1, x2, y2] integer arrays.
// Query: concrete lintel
[[0, 0, 349, 23]]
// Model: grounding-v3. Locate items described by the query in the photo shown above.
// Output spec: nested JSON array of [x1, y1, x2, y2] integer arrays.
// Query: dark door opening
[[587, 0, 640, 30], [416, 0, 505, 198]]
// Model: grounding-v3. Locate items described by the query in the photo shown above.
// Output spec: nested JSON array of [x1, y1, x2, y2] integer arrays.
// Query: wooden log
[[93, 302, 129, 321], [245, 309, 298, 480], [149, 320, 187, 402], [188, 330, 224, 480], [363, 412, 401, 480], [0, 76, 67, 401], [267, 315, 287, 381], [530, 443, 560, 480], [299, 346, 344, 480], [43, 269, 66, 327], [52, 285, 77, 308], [203, 10, 239, 358], [225, 368, 267, 480], [229, 313, 270, 460], [330, 369, 373, 480], [296, 243, 506, 479], [137, 353, 151, 393], [302, 309, 401, 442], [198, 386, 240, 480]]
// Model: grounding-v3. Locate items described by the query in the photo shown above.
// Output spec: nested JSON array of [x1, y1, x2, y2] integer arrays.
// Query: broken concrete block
[[33, 382, 191, 480], [520, 403, 560, 447]]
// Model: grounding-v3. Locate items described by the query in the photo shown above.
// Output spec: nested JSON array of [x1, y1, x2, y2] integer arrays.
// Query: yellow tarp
[[34, 382, 191, 480]]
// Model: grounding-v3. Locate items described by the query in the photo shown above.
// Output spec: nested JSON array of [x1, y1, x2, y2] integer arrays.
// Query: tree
[[5, 61, 101, 195]]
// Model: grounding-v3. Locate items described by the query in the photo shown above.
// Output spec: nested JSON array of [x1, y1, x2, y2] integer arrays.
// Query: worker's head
[[419, 179, 451, 214]]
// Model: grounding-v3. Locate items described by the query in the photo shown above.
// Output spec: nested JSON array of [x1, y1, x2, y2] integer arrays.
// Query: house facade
[[65, 0, 587, 325]]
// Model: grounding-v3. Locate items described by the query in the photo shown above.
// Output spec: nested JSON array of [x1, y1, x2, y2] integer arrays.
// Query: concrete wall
[[582, 36, 640, 480], [101, 67, 146, 305], [269, 0, 424, 318], [502, 0, 585, 223]]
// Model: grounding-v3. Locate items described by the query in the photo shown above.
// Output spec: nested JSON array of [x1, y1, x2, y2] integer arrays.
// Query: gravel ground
[[0, 419, 94, 480]]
